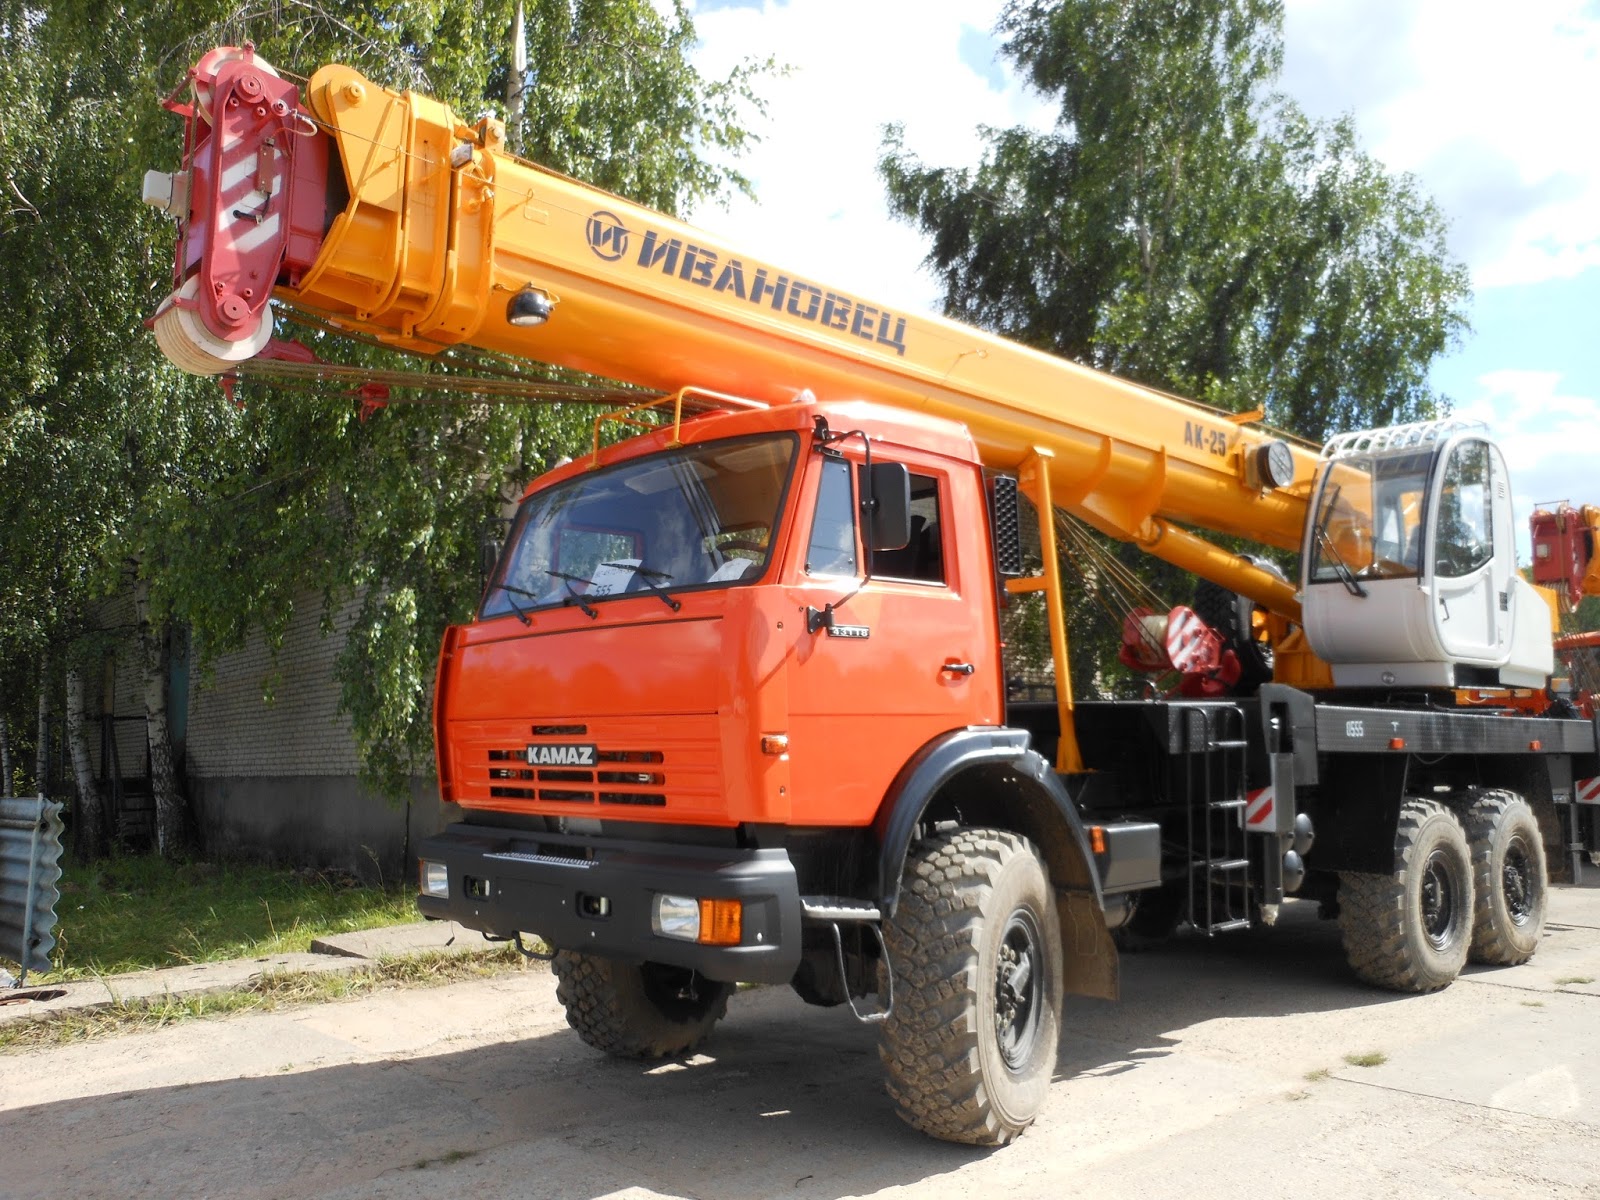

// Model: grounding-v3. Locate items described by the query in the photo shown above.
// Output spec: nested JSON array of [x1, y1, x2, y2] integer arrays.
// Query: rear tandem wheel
[[1337, 797, 1474, 993]]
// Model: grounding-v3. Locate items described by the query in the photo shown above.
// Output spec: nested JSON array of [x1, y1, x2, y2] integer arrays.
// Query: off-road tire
[[1338, 798, 1473, 993], [1192, 554, 1283, 693], [552, 952, 731, 1059], [1459, 789, 1547, 965], [879, 828, 1063, 1146]]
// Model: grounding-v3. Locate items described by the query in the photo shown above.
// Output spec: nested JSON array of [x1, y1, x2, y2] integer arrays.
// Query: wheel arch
[[873, 728, 1118, 1001], [873, 728, 1104, 916]]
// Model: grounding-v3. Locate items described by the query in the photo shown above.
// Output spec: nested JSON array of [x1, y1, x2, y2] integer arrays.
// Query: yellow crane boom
[[151, 49, 1309, 615]]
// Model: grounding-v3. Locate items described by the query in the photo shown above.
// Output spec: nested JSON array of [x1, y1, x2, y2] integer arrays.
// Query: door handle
[[941, 661, 976, 676]]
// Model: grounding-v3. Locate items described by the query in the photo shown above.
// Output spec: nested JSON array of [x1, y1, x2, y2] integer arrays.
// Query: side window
[[805, 456, 858, 576], [1434, 440, 1494, 577], [874, 472, 946, 584]]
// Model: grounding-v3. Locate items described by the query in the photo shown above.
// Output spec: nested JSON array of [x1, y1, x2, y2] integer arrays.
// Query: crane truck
[[146, 47, 1600, 1146]]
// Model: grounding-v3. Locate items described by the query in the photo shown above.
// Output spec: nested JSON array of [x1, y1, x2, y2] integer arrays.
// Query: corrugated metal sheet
[[0, 795, 64, 981]]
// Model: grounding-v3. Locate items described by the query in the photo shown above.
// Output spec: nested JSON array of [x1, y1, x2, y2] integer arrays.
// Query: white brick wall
[[186, 595, 365, 778]]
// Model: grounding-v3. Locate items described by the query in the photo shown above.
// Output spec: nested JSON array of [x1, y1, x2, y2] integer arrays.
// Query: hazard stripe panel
[[1245, 786, 1275, 830]]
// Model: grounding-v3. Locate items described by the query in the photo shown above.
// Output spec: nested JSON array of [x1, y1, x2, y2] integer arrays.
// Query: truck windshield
[[1309, 449, 1431, 584], [482, 433, 798, 621]]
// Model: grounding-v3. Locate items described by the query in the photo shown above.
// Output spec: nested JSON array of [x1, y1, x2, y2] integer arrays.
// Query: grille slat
[[599, 792, 667, 807]]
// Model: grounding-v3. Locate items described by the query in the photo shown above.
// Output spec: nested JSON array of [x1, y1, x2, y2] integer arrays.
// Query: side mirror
[[860, 462, 911, 552]]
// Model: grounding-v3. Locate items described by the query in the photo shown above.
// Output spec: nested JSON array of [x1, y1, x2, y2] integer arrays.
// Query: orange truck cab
[[419, 395, 1151, 989]]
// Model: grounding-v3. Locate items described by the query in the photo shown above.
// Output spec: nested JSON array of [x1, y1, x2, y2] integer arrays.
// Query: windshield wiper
[[1313, 488, 1367, 598], [490, 582, 548, 626], [603, 561, 681, 611], [546, 570, 600, 619]]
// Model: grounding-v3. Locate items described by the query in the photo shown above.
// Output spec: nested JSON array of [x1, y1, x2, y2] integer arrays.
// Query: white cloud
[[1449, 369, 1600, 557], [687, 0, 1052, 315], [691, 2, 1600, 303], [1283, 0, 1600, 288]]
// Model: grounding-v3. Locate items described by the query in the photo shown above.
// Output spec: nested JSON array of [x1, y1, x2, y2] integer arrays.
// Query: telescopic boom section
[[150, 49, 1311, 615]]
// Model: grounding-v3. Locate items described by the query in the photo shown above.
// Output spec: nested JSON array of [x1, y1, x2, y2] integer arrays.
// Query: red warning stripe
[[1245, 786, 1274, 829], [1576, 776, 1600, 806]]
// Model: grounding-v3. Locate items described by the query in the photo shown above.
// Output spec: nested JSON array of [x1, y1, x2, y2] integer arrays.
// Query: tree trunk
[[65, 663, 108, 861], [506, 0, 527, 155], [35, 653, 50, 797], [133, 575, 186, 858]]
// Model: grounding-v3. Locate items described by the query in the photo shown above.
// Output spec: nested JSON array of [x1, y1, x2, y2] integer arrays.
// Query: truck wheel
[[1460, 789, 1546, 965], [1337, 797, 1473, 992], [879, 828, 1063, 1146], [552, 952, 731, 1059]]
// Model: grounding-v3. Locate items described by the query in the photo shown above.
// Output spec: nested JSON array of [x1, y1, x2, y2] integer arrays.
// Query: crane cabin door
[[1427, 436, 1514, 664], [785, 449, 999, 827]]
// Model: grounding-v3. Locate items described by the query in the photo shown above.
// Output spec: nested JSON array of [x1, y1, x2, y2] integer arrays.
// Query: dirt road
[[4, 889, 1599, 1200]]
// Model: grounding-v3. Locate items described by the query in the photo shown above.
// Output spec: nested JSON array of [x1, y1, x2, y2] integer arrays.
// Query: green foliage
[[880, 0, 1469, 445], [0, 947, 526, 1052], [0, 1, 770, 801], [882, 0, 1470, 690], [37, 854, 420, 978]]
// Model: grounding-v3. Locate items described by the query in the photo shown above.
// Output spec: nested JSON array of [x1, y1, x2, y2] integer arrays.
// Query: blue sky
[[684, 0, 1600, 556]]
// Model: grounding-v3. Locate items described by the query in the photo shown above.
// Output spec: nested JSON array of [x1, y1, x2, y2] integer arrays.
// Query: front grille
[[457, 715, 719, 817], [482, 744, 670, 807]]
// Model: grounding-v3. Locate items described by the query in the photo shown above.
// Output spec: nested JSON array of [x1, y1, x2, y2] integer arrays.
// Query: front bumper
[[415, 823, 803, 984]]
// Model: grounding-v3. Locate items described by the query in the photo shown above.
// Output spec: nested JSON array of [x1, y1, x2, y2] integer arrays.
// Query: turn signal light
[[1090, 825, 1107, 855], [760, 734, 789, 756], [698, 898, 743, 945]]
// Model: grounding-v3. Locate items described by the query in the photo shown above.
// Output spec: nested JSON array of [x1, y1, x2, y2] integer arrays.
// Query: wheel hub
[[994, 911, 1043, 1071], [1421, 848, 1458, 950], [1502, 836, 1534, 925]]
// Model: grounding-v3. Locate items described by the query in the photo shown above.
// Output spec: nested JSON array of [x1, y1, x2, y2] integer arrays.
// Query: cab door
[[784, 447, 1000, 826], [1428, 437, 1513, 663]]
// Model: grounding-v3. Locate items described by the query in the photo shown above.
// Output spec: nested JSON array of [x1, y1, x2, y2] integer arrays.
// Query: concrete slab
[[0, 921, 480, 1026], [308, 920, 473, 959], [0, 952, 359, 1025]]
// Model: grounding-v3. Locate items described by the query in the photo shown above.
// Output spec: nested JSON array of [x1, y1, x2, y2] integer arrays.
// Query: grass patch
[[1304, 1067, 1331, 1082], [1343, 1051, 1387, 1068], [28, 855, 421, 980], [1522, 999, 1545, 1008], [0, 947, 528, 1052], [1555, 976, 1595, 986]]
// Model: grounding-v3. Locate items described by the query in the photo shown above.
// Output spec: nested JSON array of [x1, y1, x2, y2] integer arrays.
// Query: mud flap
[[1058, 887, 1118, 1001]]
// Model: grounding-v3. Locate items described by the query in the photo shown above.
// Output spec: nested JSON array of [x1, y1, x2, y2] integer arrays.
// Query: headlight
[[420, 860, 449, 898], [652, 894, 743, 945], [653, 893, 700, 941]]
